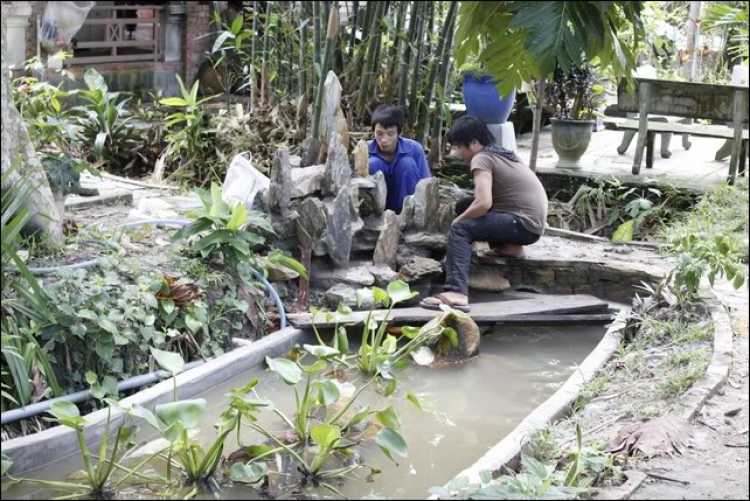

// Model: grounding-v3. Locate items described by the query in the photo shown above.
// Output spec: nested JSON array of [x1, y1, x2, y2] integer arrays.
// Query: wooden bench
[[613, 78, 749, 184]]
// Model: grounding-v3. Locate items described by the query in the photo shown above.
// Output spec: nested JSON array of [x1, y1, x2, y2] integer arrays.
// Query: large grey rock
[[358, 171, 387, 217], [352, 214, 383, 252], [326, 283, 374, 310], [399, 195, 415, 229], [320, 71, 343, 147], [396, 244, 431, 268], [373, 210, 401, 269], [404, 232, 449, 250], [398, 256, 443, 283], [297, 198, 327, 254], [268, 147, 293, 215], [370, 264, 398, 287], [436, 202, 456, 235], [322, 133, 351, 197], [334, 266, 375, 287], [325, 186, 360, 268], [353, 139, 369, 178], [268, 211, 299, 242], [412, 178, 440, 231], [291, 164, 326, 198]]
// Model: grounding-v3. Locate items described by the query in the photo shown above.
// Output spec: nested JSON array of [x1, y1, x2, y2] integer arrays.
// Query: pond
[[5, 324, 606, 500]]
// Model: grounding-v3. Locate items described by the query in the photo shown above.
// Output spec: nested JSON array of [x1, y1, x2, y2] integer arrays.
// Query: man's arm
[[453, 170, 493, 225]]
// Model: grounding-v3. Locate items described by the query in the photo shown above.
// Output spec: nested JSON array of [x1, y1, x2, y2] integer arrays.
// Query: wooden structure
[[613, 78, 749, 184], [287, 294, 610, 328], [65, 4, 164, 65]]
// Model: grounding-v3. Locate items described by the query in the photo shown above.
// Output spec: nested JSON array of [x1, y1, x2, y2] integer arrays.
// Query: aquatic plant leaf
[[311, 424, 342, 448], [356, 288, 374, 308], [401, 326, 420, 340], [229, 462, 268, 484], [313, 380, 341, 406], [608, 413, 694, 458], [406, 392, 422, 411], [231, 377, 260, 396], [301, 360, 328, 375], [266, 356, 302, 385], [335, 327, 350, 355], [130, 404, 160, 430], [375, 427, 408, 462], [156, 399, 207, 430], [375, 406, 401, 430], [411, 347, 436, 366], [331, 380, 356, 399], [150, 347, 185, 375], [345, 405, 371, 430], [1, 457, 13, 476], [387, 281, 419, 304], [303, 344, 340, 359], [373, 287, 390, 306]]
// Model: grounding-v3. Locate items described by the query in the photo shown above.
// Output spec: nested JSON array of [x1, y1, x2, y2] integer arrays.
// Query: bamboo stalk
[[398, 1, 420, 109], [260, 0, 273, 106], [428, 4, 457, 168], [298, 2, 308, 98], [417, 0, 457, 144], [348, 0, 360, 60], [387, 1, 407, 80], [356, 1, 386, 120], [529, 77, 547, 172], [352, 0, 375, 90], [250, 0, 259, 110], [407, 1, 428, 130], [312, 5, 340, 140], [312, 0, 322, 101]]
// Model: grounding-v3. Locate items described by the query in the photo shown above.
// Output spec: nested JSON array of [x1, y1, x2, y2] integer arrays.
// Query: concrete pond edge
[[432, 284, 735, 500], [3, 327, 308, 476]]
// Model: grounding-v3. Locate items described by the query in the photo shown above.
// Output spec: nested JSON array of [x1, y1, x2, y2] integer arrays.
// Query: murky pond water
[[6, 324, 605, 500]]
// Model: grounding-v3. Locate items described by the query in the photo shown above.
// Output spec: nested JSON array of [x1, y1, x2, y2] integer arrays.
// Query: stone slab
[[288, 294, 610, 328], [65, 189, 133, 210]]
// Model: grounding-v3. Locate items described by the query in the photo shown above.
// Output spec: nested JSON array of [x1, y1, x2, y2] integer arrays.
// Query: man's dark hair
[[447, 116, 496, 148], [371, 105, 406, 134]]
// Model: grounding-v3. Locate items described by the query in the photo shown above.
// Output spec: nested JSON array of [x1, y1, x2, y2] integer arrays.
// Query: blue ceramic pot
[[462, 74, 516, 125]]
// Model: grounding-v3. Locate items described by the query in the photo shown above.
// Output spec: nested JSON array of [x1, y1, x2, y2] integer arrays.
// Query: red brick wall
[[182, 2, 213, 86]]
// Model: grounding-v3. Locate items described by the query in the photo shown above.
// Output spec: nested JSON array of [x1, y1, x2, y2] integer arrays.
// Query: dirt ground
[[631, 271, 750, 501]]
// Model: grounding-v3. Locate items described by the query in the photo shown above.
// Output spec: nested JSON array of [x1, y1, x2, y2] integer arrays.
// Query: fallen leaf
[[608, 413, 694, 458]]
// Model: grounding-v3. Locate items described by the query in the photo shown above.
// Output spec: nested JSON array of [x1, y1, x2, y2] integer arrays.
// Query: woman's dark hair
[[447, 116, 496, 148], [371, 105, 406, 134]]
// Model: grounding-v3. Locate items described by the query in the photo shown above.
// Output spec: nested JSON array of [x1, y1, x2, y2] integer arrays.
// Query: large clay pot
[[462, 74, 516, 125], [550, 118, 595, 170]]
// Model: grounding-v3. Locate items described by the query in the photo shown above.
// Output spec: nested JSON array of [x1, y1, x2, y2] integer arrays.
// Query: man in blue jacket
[[369, 105, 431, 214]]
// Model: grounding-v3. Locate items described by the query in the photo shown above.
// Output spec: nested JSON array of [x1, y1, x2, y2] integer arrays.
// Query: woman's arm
[[453, 170, 493, 225]]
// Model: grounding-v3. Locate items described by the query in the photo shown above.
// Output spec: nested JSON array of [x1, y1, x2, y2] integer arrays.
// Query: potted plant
[[459, 52, 516, 125], [547, 65, 609, 169]]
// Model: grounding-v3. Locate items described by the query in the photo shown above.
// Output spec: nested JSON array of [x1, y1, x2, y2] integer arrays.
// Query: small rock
[[396, 244, 431, 268], [468, 268, 512, 292], [374, 210, 401, 269], [359, 171, 387, 216], [289, 155, 302, 168], [320, 71, 343, 147], [271, 282, 290, 299], [353, 140, 369, 178], [335, 108, 350, 152], [370, 264, 399, 286], [724, 407, 743, 418], [323, 133, 352, 197], [432, 313, 481, 363], [325, 186, 360, 268], [268, 211, 299, 242], [334, 266, 375, 287], [300, 136, 322, 167], [400, 195, 415, 229], [435, 202, 456, 235], [398, 256, 443, 282], [404, 232, 449, 250], [297, 198, 327, 254], [352, 214, 383, 252], [266, 263, 299, 282], [268, 147, 293, 215], [291, 164, 326, 198], [412, 178, 440, 231]]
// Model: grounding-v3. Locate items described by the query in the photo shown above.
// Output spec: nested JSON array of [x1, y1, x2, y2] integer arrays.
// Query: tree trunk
[[529, 77, 547, 173], [1, 3, 62, 245]]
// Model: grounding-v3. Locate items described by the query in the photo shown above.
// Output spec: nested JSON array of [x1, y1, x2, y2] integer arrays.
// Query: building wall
[[182, 2, 213, 86]]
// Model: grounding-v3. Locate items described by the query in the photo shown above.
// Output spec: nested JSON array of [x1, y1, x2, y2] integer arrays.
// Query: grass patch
[[659, 347, 712, 397]]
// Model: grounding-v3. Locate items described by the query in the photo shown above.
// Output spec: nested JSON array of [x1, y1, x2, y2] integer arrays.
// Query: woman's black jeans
[[444, 197, 541, 296]]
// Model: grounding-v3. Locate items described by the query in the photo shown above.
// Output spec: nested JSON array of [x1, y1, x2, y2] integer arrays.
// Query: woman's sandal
[[419, 293, 471, 312]]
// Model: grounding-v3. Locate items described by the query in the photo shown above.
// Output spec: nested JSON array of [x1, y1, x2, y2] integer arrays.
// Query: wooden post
[[631, 81, 651, 176], [529, 77, 547, 172], [728, 89, 747, 185]]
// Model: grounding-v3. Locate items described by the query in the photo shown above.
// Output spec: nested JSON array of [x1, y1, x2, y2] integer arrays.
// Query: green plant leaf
[[406, 392, 422, 411], [155, 399, 206, 430], [185, 314, 202, 333], [373, 287, 390, 306], [375, 427, 408, 462], [160, 97, 189, 107], [97, 317, 118, 335], [303, 344, 340, 359], [1, 457, 13, 476], [387, 281, 419, 304], [612, 220, 635, 243], [84, 68, 106, 92], [411, 346, 436, 366], [229, 462, 268, 484], [374, 406, 401, 430], [311, 424, 342, 448], [266, 357, 302, 385], [150, 347, 185, 374], [313, 380, 341, 406], [401, 326, 420, 340], [130, 404, 160, 430], [227, 204, 248, 231]]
